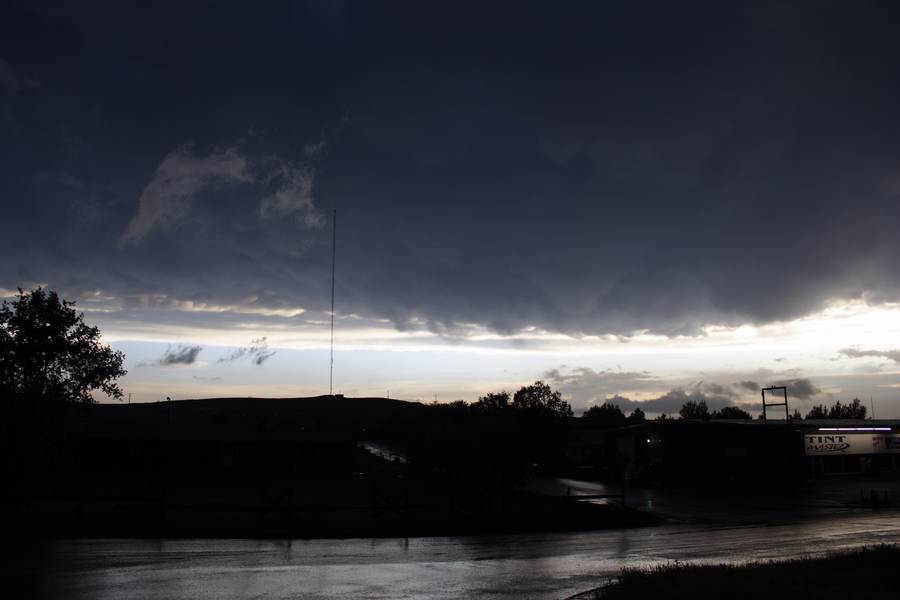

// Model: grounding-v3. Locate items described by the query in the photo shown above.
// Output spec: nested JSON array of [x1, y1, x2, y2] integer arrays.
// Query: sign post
[[761, 386, 789, 423]]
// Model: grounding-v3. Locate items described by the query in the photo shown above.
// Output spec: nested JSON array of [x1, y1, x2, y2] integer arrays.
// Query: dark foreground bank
[[6, 490, 658, 539], [571, 545, 900, 600], [5, 467, 659, 539], [4, 396, 662, 538]]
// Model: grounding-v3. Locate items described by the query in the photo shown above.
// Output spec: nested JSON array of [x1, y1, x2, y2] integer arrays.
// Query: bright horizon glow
[[93, 297, 900, 352], [82, 297, 900, 417]]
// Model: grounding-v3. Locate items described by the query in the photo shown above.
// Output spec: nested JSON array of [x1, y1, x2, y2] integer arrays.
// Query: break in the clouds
[[4, 2, 900, 340], [218, 337, 276, 366]]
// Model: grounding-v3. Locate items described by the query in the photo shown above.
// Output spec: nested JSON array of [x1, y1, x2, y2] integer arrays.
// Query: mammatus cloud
[[217, 337, 276, 365], [839, 347, 900, 364], [139, 344, 203, 367], [120, 145, 252, 244]]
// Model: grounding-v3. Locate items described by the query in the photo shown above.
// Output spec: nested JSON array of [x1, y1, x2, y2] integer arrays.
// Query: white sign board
[[805, 433, 900, 456]]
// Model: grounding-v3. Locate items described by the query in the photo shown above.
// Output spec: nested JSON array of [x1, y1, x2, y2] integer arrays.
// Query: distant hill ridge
[[85, 395, 428, 438]]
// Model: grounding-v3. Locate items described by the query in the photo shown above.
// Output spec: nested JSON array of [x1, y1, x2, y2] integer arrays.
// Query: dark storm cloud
[[4, 2, 900, 338], [737, 380, 761, 392], [140, 344, 202, 367], [771, 378, 819, 399], [838, 347, 900, 364], [0, 58, 22, 94]]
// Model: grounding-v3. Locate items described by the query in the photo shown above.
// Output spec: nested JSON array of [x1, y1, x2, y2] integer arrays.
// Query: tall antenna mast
[[329, 209, 337, 396]]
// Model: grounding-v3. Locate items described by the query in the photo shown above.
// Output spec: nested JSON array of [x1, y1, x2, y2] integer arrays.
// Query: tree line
[[580, 396, 869, 428]]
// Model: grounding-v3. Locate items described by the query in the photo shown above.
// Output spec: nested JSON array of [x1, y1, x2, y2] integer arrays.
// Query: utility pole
[[329, 209, 337, 397]]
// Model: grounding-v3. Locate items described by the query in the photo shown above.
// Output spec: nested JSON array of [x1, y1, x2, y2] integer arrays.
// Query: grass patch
[[580, 546, 900, 599]]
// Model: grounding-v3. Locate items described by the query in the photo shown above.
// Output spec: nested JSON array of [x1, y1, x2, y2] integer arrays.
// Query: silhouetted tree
[[445, 399, 469, 412], [512, 381, 573, 418], [472, 391, 510, 414], [828, 398, 867, 419], [583, 401, 626, 429], [806, 404, 828, 419], [679, 399, 709, 420], [711, 406, 751, 420], [806, 399, 867, 420], [627, 407, 646, 424], [791, 409, 802, 420], [1, 288, 126, 406], [657, 413, 670, 421]]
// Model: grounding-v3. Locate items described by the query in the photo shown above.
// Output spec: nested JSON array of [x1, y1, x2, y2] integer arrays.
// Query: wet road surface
[[7, 478, 900, 599]]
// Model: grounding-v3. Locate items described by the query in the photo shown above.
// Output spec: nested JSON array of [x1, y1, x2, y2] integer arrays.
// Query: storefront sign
[[805, 433, 900, 455]]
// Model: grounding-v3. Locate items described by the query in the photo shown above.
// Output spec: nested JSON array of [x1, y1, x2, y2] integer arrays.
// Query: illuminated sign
[[805, 434, 900, 456]]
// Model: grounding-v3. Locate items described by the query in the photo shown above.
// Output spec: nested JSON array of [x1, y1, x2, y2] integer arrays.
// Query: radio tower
[[329, 209, 337, 397]]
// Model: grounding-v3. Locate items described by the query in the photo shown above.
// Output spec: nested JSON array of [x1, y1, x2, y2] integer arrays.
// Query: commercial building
[[601, 419, 900, 482]]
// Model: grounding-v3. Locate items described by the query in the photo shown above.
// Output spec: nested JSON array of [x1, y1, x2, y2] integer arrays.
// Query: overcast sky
[[3, 1, 900, 415]]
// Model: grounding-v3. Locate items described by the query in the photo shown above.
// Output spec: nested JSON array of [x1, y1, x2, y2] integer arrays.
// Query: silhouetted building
[[582, 419, 900, 483]]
